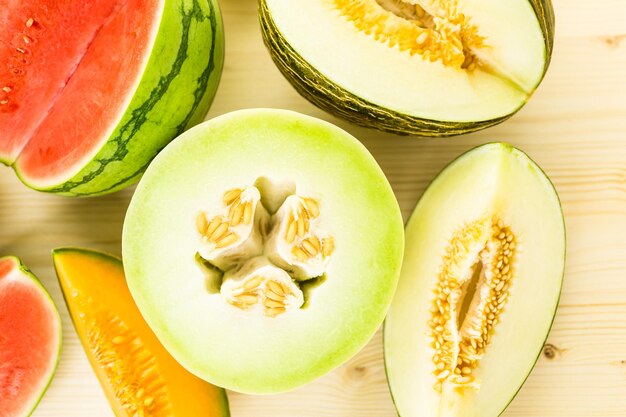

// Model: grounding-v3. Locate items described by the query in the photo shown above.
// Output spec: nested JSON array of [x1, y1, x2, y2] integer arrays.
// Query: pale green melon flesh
[[384, 143, 564, 417], [262, 0, 551, 128], [123, 109, 404, 394]]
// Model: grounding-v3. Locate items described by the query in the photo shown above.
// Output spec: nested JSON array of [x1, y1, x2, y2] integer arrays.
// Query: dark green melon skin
[[259, 0, 554, 138], [18, 0, 224, 196]]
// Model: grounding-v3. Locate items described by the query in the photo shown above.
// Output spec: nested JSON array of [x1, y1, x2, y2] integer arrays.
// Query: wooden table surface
[[2, 0, 625, 415]]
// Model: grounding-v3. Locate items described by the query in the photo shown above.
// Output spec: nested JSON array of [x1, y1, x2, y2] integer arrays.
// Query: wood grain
[[1, 0, 625, 415]]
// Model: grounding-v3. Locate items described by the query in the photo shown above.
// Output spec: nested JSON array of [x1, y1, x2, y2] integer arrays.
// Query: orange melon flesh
[[53, 248, 230, 417], [0, 256, 61, 417], [0, 0, 160, 179]]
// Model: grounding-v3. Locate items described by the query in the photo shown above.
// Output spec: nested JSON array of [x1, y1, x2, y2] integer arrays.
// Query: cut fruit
[[0, 0, 224, 196], [384, 143, 565, 417], [122, 109, 404, 394], [0, 256, 61, 417], [260, 0, 554, 137], [53, 248, 230, 416]]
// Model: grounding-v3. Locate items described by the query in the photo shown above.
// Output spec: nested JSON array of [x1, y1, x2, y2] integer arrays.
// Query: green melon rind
[[0, 256, 62, 417], [259, 1, 554, 138], [382, 142, 565, 417], [51, 247, 231, 417], [15, 0, 224, 196]]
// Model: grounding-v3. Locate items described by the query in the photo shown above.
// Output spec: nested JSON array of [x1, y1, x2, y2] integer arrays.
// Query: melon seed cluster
[[429, 218, 516, 392], [333, 0, 484, 69], [87, 311, 168, 416], [196, 185, 334, 317]]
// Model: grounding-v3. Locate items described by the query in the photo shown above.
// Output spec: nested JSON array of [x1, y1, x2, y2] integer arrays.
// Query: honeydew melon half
[[260, 0, 554, 137], [0, 0, 223, 196], [384, 143, 565, 417], [123, 109, 404, 394]]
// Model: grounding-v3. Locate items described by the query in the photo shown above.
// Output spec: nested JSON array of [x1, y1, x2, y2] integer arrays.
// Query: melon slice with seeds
[[53, 248, 230, 416], [384, 143, 565, 417]]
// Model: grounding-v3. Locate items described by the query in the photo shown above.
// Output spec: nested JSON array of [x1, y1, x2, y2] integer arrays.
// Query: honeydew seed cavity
[[195, 180, 335, 317], [196, 186, 269, 271], [221, 257, 304, 318], [266, 194, 334, 280]]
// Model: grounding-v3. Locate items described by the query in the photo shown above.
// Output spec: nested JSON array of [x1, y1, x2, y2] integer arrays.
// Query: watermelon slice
[[0, 0, 224, 196], [0, 256, 62, 417]]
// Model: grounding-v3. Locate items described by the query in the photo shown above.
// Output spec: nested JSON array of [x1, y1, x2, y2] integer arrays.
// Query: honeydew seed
[[229, 202, 244, 226], [210, 221, 230, 242], [243, 276, 264, 291], [264, 298, 285, 309], [266, 307, 287, 317], [234, 293, 258, 305], [322, 237, 335, 257], [292, 246, 309, 262], [243, 202, 253, 225], [196, 212, 209, 234], [296, 214, 306, 237], [285, 215, 297, 243], [216, 232, 238, 248], [264, 289, 285, 302], [301, 238, 319, 256], [267, 280, 285, 296], [302, 197, 320, 217], [223, 188, 243, 205], [205, 216, 223, 239]]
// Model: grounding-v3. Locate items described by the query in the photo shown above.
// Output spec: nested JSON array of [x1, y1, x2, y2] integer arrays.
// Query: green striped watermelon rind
[[0, 256, 62, 417], [258, 0, 554, 138], [15, 0, 224, 196]]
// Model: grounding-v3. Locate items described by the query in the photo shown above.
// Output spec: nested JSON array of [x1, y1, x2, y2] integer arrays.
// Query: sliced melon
[[0, 256, 61, 417], [384, 143, 565, 417], [0, 0, 223, 196], [53, 248, 230, 416], [260, 0, 554, 136], [122, 109, 404, 394]]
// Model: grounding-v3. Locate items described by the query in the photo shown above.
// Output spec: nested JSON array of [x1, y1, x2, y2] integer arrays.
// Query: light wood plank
[[1, 0, 625, 415]]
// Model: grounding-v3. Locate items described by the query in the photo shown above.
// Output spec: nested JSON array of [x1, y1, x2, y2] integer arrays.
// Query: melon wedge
[[0, 256, 61, 417], [53, 248, 230, 416], [0, 0, 224, 196], [384, 143, 565, 417]]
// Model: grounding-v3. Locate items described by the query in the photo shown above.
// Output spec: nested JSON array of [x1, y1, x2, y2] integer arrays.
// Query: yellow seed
[[243, 201, 253, 225], [112, 336, 124, 344], [296, 215, 306, 237], [144, 397, 154, 407], [205, 216, 222, 238], [210, 222, 229, 242], [267, 280, 285, 295], [235, 294, 258, 304], [302, 198, 320, 217], [302, 239, 318, 256], [292, 246, 309, 262], [265, 290, 284, 302], [322, 237, 335, 257], [230, 203, 244, 226], [285, 217, 297, 243], [196, 212, 208, 234], [264, 298, 284, 309], [456, 376, 472, 384], [216, 232, 238, 248], [243, 276, 264, 291], [266, 307, 286, 317], [280, 282, 292, 296], [136, 388, 145, 399], [416, 31, 429, 45], [223, 188, 242, 205], [437, 370, 450, 380], [461, 367, 471, 375]]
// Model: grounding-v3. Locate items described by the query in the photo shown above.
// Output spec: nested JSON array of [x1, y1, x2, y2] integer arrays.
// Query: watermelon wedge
[[0, 256, 62, 417], [0, 0, 224, 196]]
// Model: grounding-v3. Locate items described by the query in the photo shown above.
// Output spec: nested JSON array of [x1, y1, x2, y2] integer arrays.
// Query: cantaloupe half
[[384, 143, 565, 417]]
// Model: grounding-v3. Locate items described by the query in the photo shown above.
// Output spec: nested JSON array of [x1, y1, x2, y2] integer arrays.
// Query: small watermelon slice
[[0, 0, 224, 196], [0, 256, 62, 417]]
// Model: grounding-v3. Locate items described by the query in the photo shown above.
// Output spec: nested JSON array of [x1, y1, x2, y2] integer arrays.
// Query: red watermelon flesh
[[0, 257, 61, 417], [0, 0, 160, 181]]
